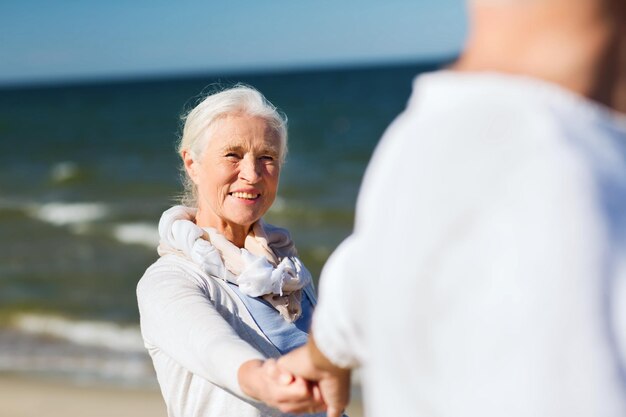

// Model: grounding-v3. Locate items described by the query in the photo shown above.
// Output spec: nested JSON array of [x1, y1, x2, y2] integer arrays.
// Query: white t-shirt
[[312, 71, 626, 417]]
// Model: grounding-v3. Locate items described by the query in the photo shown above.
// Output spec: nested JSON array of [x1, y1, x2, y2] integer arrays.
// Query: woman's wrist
[[238, 359, 265, 400]]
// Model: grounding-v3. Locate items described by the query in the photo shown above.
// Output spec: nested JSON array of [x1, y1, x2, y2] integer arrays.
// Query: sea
[[0, 61, 447, 387]]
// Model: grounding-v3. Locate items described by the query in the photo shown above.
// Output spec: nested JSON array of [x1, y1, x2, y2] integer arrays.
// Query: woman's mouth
[[230, 191, 260, 200]]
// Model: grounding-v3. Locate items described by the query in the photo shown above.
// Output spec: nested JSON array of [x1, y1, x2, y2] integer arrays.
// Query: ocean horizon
[[0, 60, 448, 385]]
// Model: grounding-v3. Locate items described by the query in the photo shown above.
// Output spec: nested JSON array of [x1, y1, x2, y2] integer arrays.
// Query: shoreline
[[0, 374, 167, 417], [1, 373, 363, 417]]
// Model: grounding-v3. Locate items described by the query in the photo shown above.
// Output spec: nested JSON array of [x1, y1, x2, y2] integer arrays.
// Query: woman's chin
[[226, 199, 268, 222], [225, 210, 265, 229]]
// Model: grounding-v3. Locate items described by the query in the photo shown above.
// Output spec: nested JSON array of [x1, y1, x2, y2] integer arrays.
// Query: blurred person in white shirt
[[278, 0, 626, 416]]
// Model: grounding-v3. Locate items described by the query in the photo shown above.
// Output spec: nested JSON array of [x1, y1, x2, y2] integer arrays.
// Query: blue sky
[[0, 0, 467, 86]]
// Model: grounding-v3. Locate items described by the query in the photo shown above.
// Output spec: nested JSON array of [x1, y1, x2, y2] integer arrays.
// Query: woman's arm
[[137, 262, 263, 397], [137, 261, 324, 411]]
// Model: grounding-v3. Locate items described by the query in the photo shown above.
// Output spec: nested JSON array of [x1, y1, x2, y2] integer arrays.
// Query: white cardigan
[[137, 251, 318, 417]]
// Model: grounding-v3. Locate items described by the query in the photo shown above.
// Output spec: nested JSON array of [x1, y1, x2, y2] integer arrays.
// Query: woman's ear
[[181, 150, 199, 184]]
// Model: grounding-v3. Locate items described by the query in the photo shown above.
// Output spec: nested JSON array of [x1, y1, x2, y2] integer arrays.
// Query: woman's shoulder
[[138, 254, 215, 297], [142, 253, 199, 278]]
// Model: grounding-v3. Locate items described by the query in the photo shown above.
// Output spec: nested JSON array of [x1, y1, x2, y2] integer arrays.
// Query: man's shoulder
[[407, 71, 561, 130], [354, 72, 589, 233]]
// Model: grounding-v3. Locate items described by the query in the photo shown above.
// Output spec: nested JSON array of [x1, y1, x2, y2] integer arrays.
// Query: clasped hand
[[239, 346, 350, 416]]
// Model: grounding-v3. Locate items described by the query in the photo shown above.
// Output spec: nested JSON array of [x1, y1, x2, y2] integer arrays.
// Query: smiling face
[[183, 112, 282, 245]]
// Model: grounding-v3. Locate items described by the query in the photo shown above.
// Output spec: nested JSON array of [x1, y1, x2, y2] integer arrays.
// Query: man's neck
[[454, 1, 626, 113]]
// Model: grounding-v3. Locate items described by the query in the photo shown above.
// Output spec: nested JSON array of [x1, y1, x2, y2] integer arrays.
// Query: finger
[[275, 380, 326, 413], [276, 376, 309, 400], [279, 373, 294, 385], [266, 359, 296, 386], [310, 384, 326, 408], [327, 405, 344, 417], [276, 398, 327, 415], [273, 381, 326, 412], [275, 362, 295, 385]]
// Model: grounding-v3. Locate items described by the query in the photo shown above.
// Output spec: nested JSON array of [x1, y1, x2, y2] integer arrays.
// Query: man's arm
[[278, 333, 352, 417]]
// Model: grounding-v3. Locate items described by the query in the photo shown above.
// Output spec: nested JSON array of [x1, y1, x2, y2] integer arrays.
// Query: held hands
[[278, 345, 351, 417], [239, 336, 351, 416], [238, 358, 326, 415]]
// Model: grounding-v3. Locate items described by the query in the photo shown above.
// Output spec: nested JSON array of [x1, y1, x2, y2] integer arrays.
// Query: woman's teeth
[[231, 192, 259, 200]]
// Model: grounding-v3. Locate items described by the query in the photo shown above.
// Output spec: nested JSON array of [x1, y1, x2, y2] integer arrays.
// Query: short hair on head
[[177, 83, 288, 206]]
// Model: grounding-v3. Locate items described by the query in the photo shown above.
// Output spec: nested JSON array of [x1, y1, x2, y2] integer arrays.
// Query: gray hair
[[177, 84, 288, 207]]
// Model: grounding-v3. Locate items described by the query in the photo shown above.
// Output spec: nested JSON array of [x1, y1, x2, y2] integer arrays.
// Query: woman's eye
[[225, 153, 240, 159], [260, 155, 274, 161]]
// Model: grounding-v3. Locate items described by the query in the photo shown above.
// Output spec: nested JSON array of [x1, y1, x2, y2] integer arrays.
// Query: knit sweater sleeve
[[136, 258, 265, 400]]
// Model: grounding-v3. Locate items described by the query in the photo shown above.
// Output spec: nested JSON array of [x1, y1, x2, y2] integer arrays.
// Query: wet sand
[[0, 375, 167, 417], [0, 375, 363, 417]]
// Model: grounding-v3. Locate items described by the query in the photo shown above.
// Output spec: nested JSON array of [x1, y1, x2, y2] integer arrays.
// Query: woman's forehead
[[206, 115, 281, 152]]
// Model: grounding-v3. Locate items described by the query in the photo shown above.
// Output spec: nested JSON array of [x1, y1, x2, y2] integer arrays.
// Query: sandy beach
[[0, 375, 363, 417], [0, 375, 167, 417]]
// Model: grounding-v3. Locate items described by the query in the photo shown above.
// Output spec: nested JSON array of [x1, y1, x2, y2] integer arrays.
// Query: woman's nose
[[239, 156, 261, 183]]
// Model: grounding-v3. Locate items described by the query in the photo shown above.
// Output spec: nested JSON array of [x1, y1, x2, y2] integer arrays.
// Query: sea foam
[[31, 202, 109, 226], [112, 222, 159, 248], [50, 161, 80, 183], [0, 315, 154, 385], [12, 313, 145, 353]]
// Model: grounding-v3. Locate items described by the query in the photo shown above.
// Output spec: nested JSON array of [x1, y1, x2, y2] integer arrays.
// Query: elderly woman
[[137, 85, 325, 417]]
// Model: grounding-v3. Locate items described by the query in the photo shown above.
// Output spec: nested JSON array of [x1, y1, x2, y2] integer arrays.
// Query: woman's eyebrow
[[260, 146, 280, 155], [221, 143, 245, 153], [219, 142, 280, 155]]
